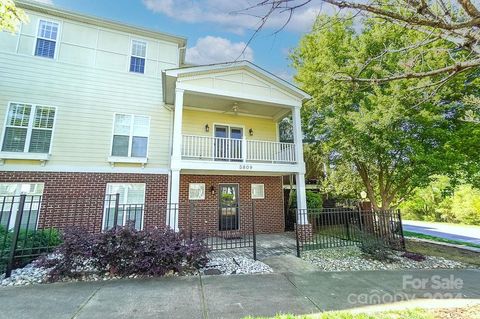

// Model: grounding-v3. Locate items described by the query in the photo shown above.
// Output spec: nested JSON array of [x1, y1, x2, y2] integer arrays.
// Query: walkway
[[403, 220, 480, 245], [1, 269, 479, 319], [208, 232, 298, 260]]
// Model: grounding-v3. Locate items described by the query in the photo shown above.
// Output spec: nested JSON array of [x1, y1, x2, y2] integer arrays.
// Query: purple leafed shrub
[[401, 251, 426, 262], [37, 226, 95, 280], [42, 224, 210, 280]]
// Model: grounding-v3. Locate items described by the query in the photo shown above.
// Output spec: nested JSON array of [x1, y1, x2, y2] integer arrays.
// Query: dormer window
[[35, 20, 59, 59], [130, 40, 146, 74]]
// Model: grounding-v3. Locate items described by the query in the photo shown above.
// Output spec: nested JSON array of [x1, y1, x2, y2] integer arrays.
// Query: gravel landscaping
[[201, 257, 273, 275], [301, 246, 476, 271], [1, 255, 272, 287]]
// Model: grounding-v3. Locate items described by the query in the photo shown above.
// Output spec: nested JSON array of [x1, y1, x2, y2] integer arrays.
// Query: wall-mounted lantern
[[205, 124, 210, 132], [249, 128, 254, 136], [210, 185, 216, 195]]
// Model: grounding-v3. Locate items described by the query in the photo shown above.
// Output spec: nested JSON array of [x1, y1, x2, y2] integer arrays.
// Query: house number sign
[[239, 164, 253, 170]]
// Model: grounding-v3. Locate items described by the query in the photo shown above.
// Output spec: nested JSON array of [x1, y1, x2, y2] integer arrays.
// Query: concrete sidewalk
[[1, 269, 479, 319]]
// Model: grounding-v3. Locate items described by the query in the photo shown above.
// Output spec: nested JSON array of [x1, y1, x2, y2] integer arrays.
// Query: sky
[[31, 0, 333, 82]]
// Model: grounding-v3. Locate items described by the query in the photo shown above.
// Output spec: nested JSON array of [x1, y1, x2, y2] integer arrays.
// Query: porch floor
[[208, 232, 297, 260]]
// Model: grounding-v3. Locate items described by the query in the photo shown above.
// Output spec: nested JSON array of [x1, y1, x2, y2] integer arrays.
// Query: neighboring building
[[0, 1, 310, 234]]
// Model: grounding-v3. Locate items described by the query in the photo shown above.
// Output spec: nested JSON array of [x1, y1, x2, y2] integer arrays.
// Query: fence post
[[358, 205, 363, 231], [5, 194, 26, 278], [189, 202, 194, 240], [113, 193, 120, 230], [295, 209, 301, 258], [251, 201, 257, 261], [345, 215, 351, 240], [397, 209, 406, 250]]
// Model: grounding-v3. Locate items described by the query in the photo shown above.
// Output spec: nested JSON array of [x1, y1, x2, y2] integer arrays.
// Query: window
[[251, 184, 265, 199], [130, 40, 146, 73], [111, 114, 150, 158], [103, 183, 145, 230], [189, 183, 205, 200], [2, 103, 56, 154], [0, 183, 44, 230], [35, 20, 59, 58]]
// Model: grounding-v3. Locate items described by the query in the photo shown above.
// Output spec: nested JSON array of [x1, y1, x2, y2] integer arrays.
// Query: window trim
[[33, 18, 61, 59], [251, 184, 265, 199], [102, 183, 146, 231], [129, 38, 147, 74], [0, 101, 57, 156], [110, 113, 151, 160], [189, 183, 206, 200]]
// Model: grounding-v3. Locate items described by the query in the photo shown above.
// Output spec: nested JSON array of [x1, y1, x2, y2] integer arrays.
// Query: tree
[[251, 0, 480, 86], [291, 16, 479, 210], [0, 0, 27, 32]]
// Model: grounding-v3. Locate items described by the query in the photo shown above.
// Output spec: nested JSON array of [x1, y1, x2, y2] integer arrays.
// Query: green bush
[[289, 190, 323, 210], [0, 226, 62, 271], [358, 230, 393, 262]]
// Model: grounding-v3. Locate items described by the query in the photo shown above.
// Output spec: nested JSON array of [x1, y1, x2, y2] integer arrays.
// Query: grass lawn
[[405, 238, 480, 266], [245, 308, 432, 319], [403, 231, 480, 249], [245, 304, 480, 319]]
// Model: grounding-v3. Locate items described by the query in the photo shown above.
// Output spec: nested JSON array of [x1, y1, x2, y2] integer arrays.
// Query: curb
[[406, 237, 480, 253]]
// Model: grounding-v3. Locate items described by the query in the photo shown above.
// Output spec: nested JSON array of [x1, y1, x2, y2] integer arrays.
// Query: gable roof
[[164, 61, 311, 101]]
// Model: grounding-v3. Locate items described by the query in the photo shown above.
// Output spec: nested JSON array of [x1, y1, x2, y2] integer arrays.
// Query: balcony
[[182, 135, 297, 164]]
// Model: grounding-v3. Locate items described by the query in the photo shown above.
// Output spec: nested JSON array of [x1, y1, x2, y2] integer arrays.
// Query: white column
[[171, 88, 184, 166], [292, 105, 308, 224], [168, 88, 184, 231]]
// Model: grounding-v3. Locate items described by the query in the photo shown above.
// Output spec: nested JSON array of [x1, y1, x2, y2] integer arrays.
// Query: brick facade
[[179, 175, 285, 234], [0, 172, 285, 235], [0, 171, 168, 232]]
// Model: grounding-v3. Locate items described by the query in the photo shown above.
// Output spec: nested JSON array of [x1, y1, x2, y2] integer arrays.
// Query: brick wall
[[179, 175, 285, 234], [0, 171, 168, 231]]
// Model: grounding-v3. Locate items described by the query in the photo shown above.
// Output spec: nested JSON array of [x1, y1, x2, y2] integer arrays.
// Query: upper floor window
[[35, 20, 59, 59], [130, 40, 146, 74], [2, 103, 56, 154], [111, 114, 150, 158]]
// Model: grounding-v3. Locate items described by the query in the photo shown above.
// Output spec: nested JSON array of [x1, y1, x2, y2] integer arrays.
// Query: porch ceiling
[[183, 92, 291, 119]]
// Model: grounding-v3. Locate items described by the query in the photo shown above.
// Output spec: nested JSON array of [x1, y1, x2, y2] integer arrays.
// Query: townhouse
[[0, 1, 310, 235]]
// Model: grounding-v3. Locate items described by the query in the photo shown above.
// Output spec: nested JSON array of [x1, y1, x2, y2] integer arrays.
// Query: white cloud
[[143, 0, 324, 35], [32, 0, 54, 5], [186, 36, 254, 65]]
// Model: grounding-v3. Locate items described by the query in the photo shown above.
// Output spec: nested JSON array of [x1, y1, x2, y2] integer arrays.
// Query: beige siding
[[0, 10, 180, 77], [0, 52, 172, 169], [182, 109, 278, 142]]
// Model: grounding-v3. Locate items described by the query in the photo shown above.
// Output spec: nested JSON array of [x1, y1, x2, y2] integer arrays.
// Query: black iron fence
[[294, 208, 405, 256], [1, 194, 257, 277]]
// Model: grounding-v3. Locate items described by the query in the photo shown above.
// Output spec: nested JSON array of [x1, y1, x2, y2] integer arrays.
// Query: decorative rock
[[301, 246, 476, 272], [200, 257, 273, 275]]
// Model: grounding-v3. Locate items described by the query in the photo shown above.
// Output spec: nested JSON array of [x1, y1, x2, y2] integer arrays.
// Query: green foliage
[[0, 225, 62, 271], [291, 15, 480, 210], [0, 0, 28, 32], [357, 230, 393, 262], [289, 190, 323, 210], [401, 177, 480, 225]]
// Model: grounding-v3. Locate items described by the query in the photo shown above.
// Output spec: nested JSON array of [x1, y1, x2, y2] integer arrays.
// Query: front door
[[218, 184, 239, 231]]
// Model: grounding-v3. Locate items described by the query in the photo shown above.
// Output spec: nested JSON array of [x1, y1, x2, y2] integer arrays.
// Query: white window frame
[[103, 183, 146, 230], [0, 102, 57, 155], [251, 184, 265, 199], [129, 39, 147, 74], [189, 183, 206, 200], [110, 113, 150, 159], [33, 19, 61, 59], [0, 182, 44, 230]]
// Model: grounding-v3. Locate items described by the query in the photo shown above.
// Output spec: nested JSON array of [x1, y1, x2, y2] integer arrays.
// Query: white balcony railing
[[182, 135, 297, 164]]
